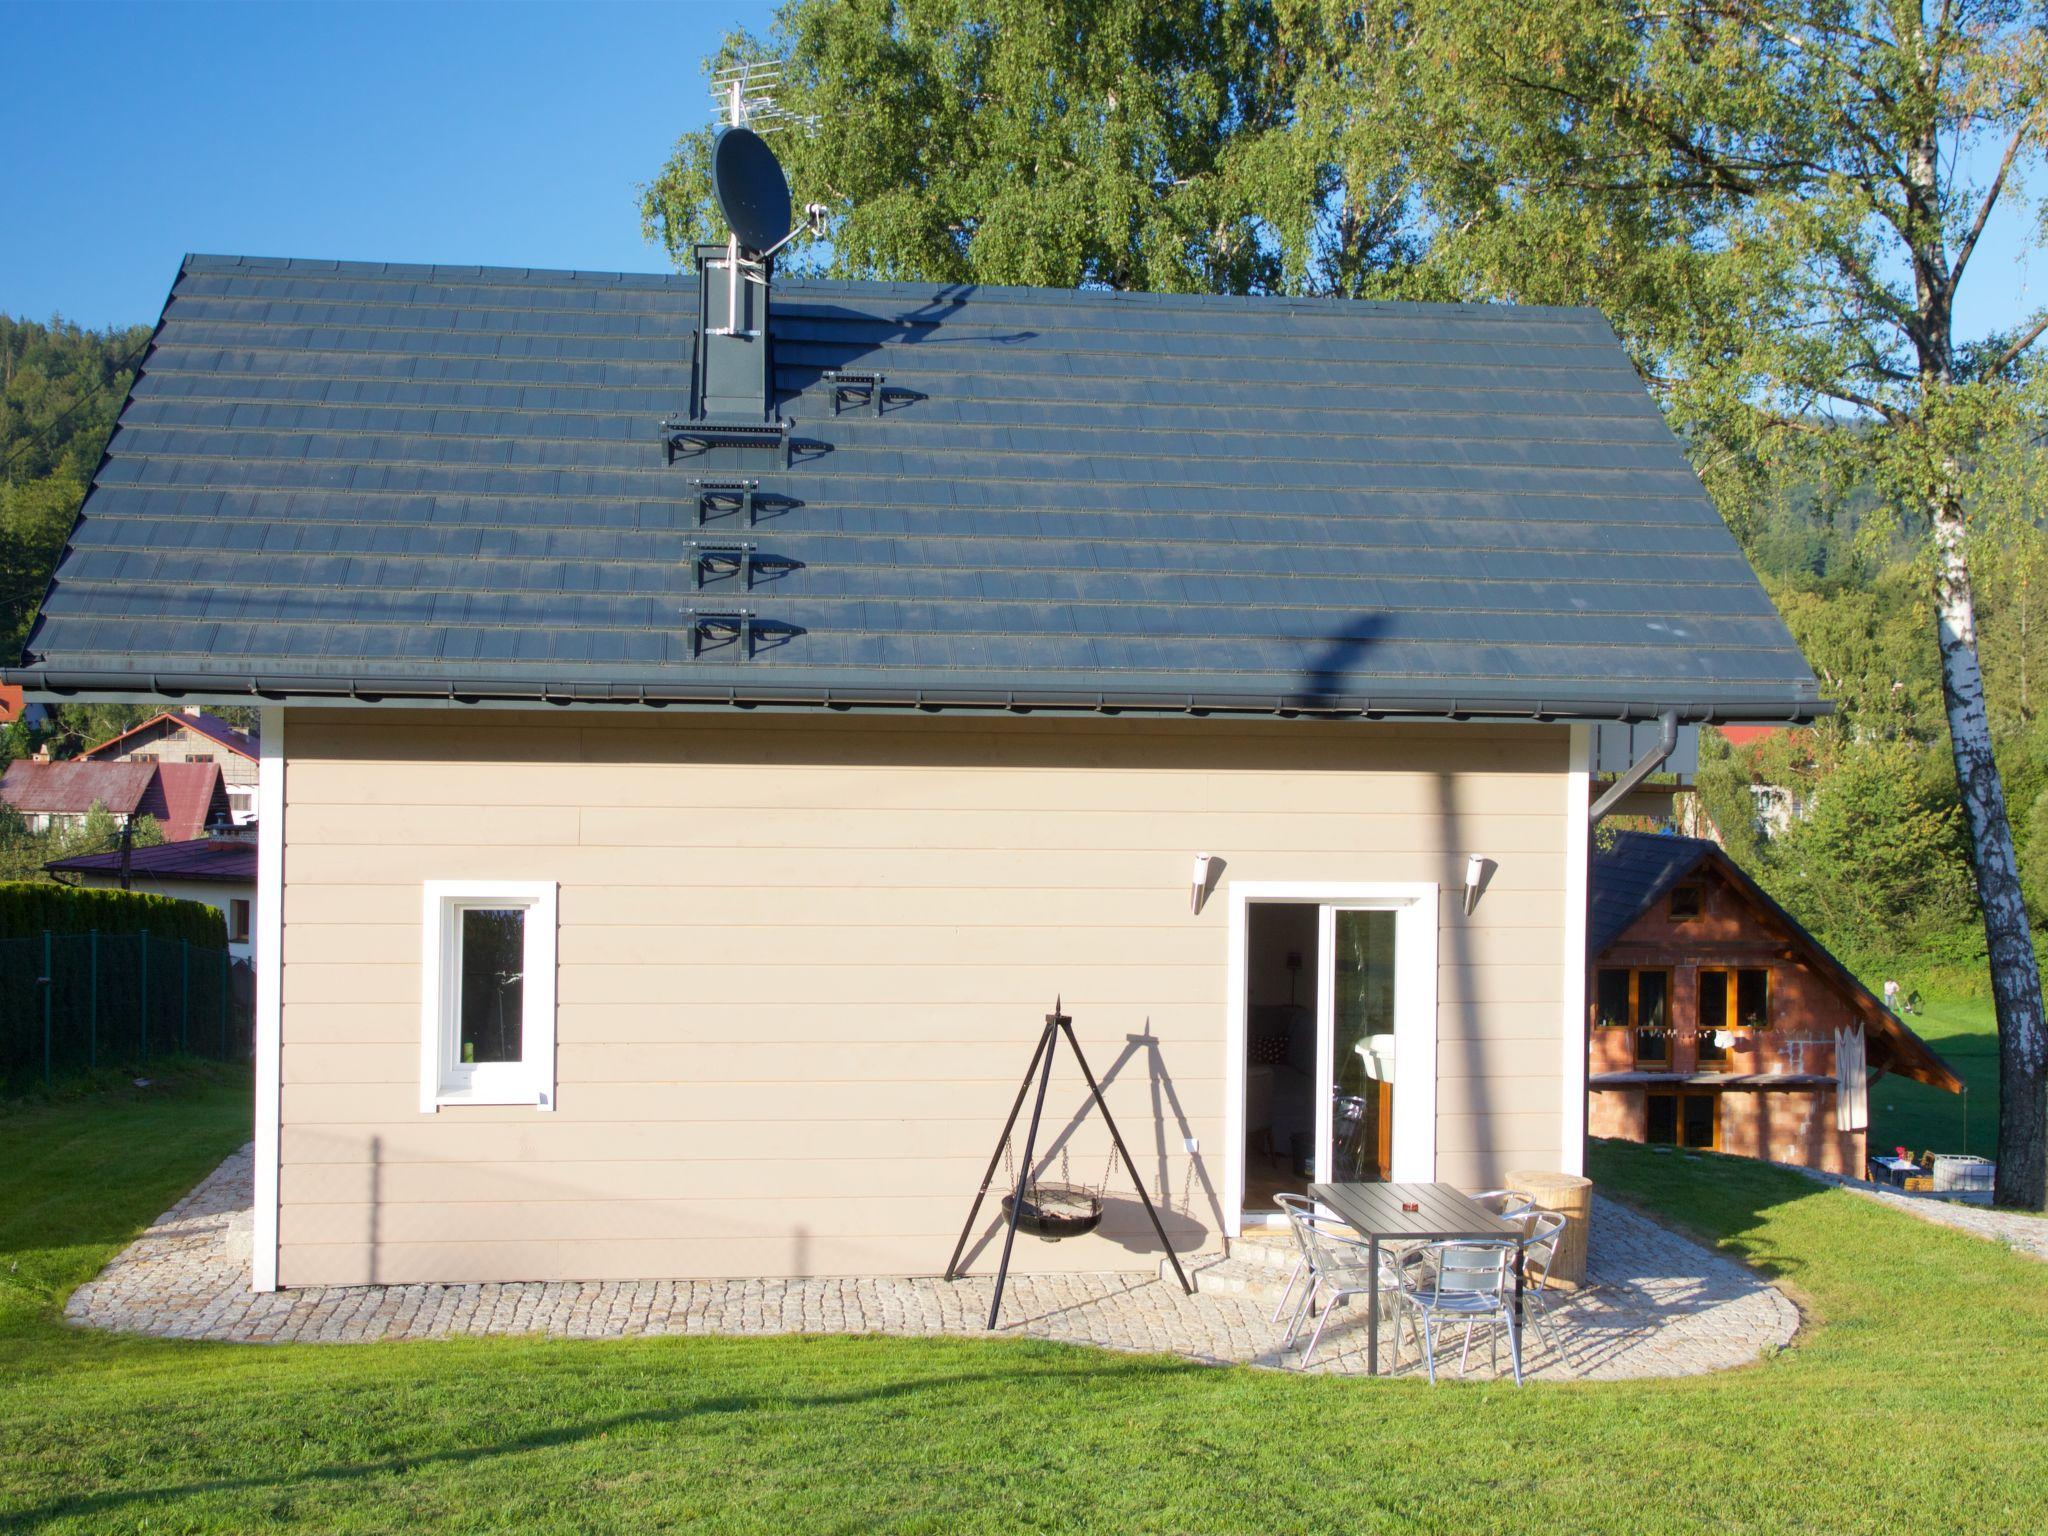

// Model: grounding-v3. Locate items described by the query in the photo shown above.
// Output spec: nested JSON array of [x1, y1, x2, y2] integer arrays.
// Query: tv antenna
[[702, 58, 828, 339], [707, 59, 817, 135]]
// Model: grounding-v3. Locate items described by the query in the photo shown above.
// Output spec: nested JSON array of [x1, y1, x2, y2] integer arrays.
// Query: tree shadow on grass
[[1587, 1136, 1840, 1285], [6, 1355, 1179, 1527]]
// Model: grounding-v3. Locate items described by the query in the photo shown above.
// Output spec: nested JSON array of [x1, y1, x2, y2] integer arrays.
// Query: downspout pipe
[[1589, 709, 1680, 825]]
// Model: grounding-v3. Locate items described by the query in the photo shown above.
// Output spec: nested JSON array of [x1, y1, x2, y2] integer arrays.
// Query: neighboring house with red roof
[[83, 709, 259, 824], [45, 838, 259, 960], [1713, 725, 1786, 749], [1707, 723, 1812, 837], [0, 758, 233, 843]]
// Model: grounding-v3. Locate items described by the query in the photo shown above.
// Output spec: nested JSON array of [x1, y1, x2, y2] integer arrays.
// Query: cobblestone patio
[[67, 1147, 1797, 1380]]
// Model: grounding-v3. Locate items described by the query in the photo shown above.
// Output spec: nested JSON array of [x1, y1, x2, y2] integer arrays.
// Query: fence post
[[180, 941, 190, 1054], [139, 930, 149, 1062], [88, 929, 99, 1071], [41, 930, 53, 1088], [219, 947, 229, 1060]]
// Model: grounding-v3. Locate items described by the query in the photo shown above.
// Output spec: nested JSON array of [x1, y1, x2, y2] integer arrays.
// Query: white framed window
[[419, 880, 557, 1112]]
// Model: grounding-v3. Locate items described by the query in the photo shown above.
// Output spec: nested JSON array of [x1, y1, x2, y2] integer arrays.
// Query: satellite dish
[[712, 127, 793, 255]]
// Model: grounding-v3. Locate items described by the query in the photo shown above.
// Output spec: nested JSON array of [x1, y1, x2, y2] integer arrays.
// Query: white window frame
[[1222, 881, 1440, 1237], [419, 879, 558, 1113]]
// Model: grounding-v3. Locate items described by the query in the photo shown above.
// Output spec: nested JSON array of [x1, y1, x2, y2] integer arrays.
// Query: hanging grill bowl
[[1002, 1183, 1104, 1241]]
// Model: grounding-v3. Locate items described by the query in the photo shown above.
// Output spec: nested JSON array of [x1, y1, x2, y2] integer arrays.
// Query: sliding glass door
[[1317, 906, 1399, 1184]]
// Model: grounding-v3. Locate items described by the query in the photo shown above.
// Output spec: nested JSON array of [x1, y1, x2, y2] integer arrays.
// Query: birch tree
[[1381, 0, 2048, 1206]]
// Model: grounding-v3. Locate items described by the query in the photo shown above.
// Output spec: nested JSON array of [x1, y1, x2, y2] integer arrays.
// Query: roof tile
[[9, 255, 1821, 718]]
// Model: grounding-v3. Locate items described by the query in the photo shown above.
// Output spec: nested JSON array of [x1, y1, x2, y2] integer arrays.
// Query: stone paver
[[1792, 1167, 2048, 1263], [67, 1146, 1797, 1380]]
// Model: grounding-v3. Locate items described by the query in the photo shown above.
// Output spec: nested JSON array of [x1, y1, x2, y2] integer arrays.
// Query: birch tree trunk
[[1933, 486, 2048, 1209]]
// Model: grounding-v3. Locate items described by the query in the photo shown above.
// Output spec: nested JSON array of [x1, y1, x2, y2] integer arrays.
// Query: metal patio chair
[[1405, 1238, 1524, 1386], [1270, 1193, 1356, 1336], [1293, 1218, 1418, 1369], [1516, 1208, 1576, 1371], [1469, 1188, 1535, 1220]]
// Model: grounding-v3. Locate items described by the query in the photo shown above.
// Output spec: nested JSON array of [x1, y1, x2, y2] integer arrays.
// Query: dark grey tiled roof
[[1589, 831, 1716, 951], [8, 254, 1822, 719]]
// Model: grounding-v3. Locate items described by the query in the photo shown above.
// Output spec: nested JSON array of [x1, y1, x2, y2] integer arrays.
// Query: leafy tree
[[1768, 569, 1943, 741], [2020, 786, 2048, 921], [1378, 0, 2048, 1206], [1768, 738, 1979, 964], [1, 315, 150, 665], [44, 703, 159, 756], [648, 0, 2048, 1204], [0, 802, 163, 884], [642, 1, 1416, 295]]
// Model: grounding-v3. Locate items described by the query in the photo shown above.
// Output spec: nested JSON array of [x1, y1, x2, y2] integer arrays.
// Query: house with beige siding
[[6, 253, 1822, 1292]]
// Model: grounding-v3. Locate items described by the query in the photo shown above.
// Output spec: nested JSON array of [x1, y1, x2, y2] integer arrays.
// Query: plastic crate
[[1930, 1154, 1995, 1194]]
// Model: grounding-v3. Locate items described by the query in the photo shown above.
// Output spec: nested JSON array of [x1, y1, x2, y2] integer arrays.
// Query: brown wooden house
[[1587, 832, 1959, 1174]]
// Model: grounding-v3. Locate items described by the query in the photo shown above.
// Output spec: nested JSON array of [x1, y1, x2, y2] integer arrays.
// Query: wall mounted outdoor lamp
[[1463, 853, 1493, 916]]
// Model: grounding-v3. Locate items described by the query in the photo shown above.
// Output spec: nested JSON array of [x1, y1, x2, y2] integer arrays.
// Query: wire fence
[[0, 930, 252, 1091]]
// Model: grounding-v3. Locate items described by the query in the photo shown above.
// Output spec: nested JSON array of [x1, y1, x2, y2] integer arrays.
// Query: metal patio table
[[1305, 1180, 1526, 1376]]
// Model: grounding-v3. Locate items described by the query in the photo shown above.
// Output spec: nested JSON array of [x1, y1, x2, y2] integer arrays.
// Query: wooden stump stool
[[1506, 1168, 1592, 1289]]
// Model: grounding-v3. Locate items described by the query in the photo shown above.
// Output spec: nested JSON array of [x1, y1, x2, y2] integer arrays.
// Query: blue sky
[[1, 0, 775, 327], [0, 0, 2038, 341]]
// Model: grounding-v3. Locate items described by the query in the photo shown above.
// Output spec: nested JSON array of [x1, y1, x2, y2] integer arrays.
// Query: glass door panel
[[1322, 908, 1397, 1183]]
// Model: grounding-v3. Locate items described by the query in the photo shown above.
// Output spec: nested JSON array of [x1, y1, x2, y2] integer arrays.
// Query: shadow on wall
[[1295, 610, 1501, 1182], [368, 1134, 381, 1285]]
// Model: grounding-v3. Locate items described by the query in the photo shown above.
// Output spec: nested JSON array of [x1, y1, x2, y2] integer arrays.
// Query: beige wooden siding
[[278, 709, 1570, 1286]]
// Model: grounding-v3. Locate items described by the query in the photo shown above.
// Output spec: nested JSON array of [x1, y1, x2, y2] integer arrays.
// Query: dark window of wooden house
[[1596, 968, 1631, 1030], [458, 908, 526, 1065], [1595, 967, 1672, 1065], [1698, 967, 1769, 1064], [1736, 968, 1769, 1028], [1646, 1091, 1718, 1148], [1682, 1093, 1717, 1147], [1669, 884, 1703, 920], [1645, 1093, 1678, 1144], [1698, 969, 1731, 1063], [1635, 970, 1670, 1064]]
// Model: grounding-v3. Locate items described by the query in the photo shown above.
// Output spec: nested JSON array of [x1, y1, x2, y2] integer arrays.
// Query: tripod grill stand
[[944, 1001, 1195, 1329]]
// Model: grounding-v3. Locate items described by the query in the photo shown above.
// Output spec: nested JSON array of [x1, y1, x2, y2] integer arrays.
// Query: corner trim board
[[1561, 723, 1591, 1176], [252, 706, 284, 1292]]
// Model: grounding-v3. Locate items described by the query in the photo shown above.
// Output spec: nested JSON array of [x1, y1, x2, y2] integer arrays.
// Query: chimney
[[691, 243, 774, 421]]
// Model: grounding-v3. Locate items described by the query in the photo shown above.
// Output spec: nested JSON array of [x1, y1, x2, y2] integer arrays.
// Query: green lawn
[[1869, 994, 2001, 1160], [3, 1084, 2047, 1533]]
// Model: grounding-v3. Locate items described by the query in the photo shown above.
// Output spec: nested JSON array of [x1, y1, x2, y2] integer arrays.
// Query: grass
[[2, 1085, 2047, 1532], [1869, 994, 2001, 1160]]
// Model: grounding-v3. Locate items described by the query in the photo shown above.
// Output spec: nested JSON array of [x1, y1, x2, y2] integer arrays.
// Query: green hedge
[[0, 883, 227, 949]]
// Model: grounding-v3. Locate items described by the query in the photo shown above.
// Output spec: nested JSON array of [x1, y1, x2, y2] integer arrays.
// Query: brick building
[[1587, 832, 1958, 1174]]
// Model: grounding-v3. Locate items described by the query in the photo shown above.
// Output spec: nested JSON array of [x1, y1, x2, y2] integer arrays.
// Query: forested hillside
[[1692, 432, 2048, 992], [0, 315, 244, 780], [1, 315, 150, 666]]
